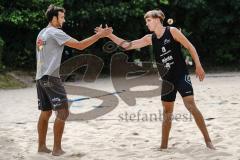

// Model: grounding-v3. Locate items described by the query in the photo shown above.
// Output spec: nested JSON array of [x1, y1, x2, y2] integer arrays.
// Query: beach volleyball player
[[96, 9, 215, 150], [36, 4, 112, 156]]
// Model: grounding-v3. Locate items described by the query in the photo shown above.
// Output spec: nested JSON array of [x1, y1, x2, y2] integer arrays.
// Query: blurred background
[[0, 0, 239, 88]]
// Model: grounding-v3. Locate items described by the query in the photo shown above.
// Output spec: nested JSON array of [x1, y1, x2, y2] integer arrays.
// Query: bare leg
[[52, 105, 69, 156], [38, 110, 52, 153], [160, 101, 174, 149], [182, 96, 215, 149]]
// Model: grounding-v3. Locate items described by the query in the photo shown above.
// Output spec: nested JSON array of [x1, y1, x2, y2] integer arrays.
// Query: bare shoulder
[[169, 27, 180, 35], [169, 27, 184, 41]]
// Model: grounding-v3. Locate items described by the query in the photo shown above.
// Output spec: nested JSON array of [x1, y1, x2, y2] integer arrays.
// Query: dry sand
[[0, 72, 240, 160]]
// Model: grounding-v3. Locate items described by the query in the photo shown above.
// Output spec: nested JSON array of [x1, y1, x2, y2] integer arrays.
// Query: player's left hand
[[195, 65, 205, 81]]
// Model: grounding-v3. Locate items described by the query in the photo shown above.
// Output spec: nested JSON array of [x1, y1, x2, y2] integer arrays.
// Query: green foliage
[[63, 0, 169, 66], [0, 36, 4, 70], [170, 0, 240, 65], [0, 0, 239, 71], [0, 0, 64, 30], [64, 0, 168, 38], [0, 0, 64, 69]]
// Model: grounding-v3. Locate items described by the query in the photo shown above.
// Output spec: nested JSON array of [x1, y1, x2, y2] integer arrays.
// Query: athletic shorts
[[161, 74, 194, 102], [36, 75, 68, 111]]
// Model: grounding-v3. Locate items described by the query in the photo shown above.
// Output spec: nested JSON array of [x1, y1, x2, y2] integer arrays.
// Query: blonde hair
[[144, 9, 165, 24]]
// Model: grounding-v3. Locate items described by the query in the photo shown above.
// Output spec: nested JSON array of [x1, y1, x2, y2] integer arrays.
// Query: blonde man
[[96, 9, 215, 149]]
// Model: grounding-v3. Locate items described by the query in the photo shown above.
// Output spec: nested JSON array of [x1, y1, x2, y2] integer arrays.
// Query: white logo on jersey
[[160, 50, 172, 57], [162, 55, 173, 63], [165, 62, 174, 69], [164, 39, 171, 45], [162, 46, 166, 53], [165, 63, 171, 69]]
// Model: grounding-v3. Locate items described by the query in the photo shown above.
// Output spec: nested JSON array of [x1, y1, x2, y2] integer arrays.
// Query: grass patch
[[0, 73, 27, 89]]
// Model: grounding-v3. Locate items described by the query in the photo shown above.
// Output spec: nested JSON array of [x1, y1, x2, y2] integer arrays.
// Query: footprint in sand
[[68, 153, 86, 158], [215, 134, 221, 138], [205, 118, 215, 121], [233, 121, 240, 126], [216, 145, 227, 149], [172, 142, 181, 147], [219, 100, 229, 105], [212, 125, 223, 130], [206, 124, 211, 127], [152, 146, 173, 152], [236, 149, 240, 157], [208, 151, 233, 157], [212, 137, 223, 144], [210, 95, 215, 98], [120, 144, 127, 147], [132, 132, 139, 136], [12, 153, 25, 160], [117, 153, 137, 157], [179, 144, 204, 154]]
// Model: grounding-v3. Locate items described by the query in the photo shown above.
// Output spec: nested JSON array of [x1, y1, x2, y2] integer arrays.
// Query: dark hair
[[45, 4, 65, 22]]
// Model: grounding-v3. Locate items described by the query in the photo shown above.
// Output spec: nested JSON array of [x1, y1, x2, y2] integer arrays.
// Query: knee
[[56, 109, 69, 121], [163, 107, 173, 122], [184, 100, 197, 112], [163, 108, 173, 114], [162, 104, 174, 114], [40, 110, 52, 121]]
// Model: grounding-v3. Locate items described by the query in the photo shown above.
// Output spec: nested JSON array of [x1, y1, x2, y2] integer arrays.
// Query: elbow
[[77, 43, 84, 51], [122, 42, 132, 50], [77, 47, 84, 51]]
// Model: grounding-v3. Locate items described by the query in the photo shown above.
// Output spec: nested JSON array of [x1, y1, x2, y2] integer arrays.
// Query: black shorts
[[36, 75, 68, 111], [161, 74, 194, 102]]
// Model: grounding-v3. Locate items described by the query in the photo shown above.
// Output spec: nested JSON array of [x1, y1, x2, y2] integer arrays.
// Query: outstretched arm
[[95, 25, 152, 50], [64, 34, 100, 50], [170, 27, 205, 81], [107, 34, 152, 50], [64, 26, 112, 50]]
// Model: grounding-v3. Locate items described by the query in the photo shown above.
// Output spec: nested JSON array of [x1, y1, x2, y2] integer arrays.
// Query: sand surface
[[0, 72, 240, 160]]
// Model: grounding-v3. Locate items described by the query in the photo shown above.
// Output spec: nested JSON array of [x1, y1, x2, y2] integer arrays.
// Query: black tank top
[[152, 26, 188, 80]]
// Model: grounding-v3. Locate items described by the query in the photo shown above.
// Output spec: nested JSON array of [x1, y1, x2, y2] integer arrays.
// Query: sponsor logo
[[164, 39, 171, 45], [165, 62, 174, 69], [37, 37, 46, 51], [162, 46, 166, 53], [162, 55, 173, 63], [185, 75, 192, 86], [160, 50, 172, 57], [52, 97, 62, 107], [185, 91, 192, 94], [52, 97, 61, 102]]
